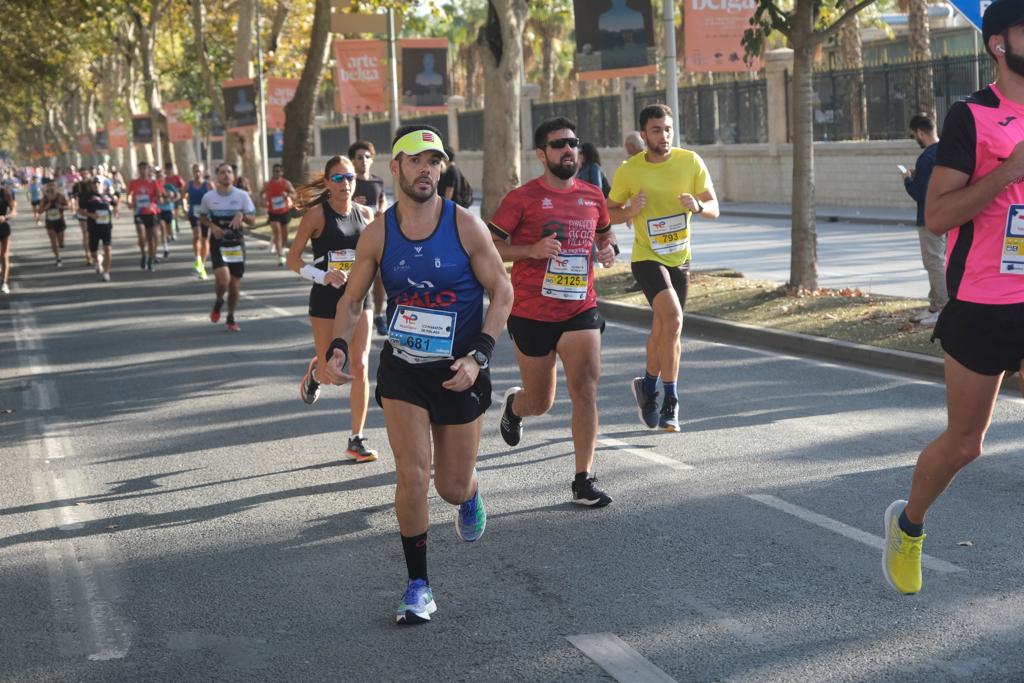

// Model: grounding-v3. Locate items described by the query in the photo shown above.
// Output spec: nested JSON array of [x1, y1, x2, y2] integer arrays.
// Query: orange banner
[[107, 121, 129, 149], [683, 0, 761, 73], [77, 134, 94, 155], [266, 77, 299, 130], [332, 40, 388, 115], [165, 101, 195, 143]]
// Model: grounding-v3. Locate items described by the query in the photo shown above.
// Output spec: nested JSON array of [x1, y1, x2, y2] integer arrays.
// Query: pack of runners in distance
[[1, 3, 1022, 624]]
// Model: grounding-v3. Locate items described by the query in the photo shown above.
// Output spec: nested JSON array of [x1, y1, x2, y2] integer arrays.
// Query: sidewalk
[[721, 202, 917, 227]]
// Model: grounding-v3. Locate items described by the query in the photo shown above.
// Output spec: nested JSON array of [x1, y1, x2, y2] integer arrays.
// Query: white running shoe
[[101, 272, 111, 282], [0, 282, 9, 294]]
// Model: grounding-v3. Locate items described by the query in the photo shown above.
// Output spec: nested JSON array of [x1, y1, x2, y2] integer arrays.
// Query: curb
[[597, 299, 946, 382]]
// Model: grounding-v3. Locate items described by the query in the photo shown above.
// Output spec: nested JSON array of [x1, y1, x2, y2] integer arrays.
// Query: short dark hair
[[579, 142, 601, 166], [272, 163, 282, 171], [533, 117, 576, 150], [390, 124, 444, 158], [443, 146, 455, 162], [639, 104, 672, 129], [909, 113, 935, 134], [347, 140, 376, 158]]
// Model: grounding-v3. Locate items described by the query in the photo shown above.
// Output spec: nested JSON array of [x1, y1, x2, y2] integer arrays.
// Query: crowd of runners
[[2, 4, 1023, 626]]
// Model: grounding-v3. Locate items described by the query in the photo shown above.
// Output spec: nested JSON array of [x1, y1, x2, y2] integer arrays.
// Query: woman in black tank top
[[285, 155, 379, 462], [39, 183, 68, 266]]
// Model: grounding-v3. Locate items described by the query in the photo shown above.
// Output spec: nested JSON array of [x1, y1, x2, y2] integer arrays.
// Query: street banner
[[77, 133, 93, 155], [399, 39, 449, 111], [684, 0, 761, 72], [165, 101, 195, 142], [107, 121, 128, 149], [947, 0, 988, 31], [332, 40, 388, 115], [94, 130, 109, 150], [573, 0, 657, 81], [132, 115, 154, 144], [266, 77, 299, 130], [222, 79, 259, 131]]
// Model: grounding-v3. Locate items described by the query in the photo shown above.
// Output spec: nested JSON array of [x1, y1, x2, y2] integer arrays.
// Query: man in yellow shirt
[[608, 104, 719, 431]]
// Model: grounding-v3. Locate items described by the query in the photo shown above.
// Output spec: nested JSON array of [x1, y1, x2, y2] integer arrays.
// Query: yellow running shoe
[[883, 500, 925, 595]]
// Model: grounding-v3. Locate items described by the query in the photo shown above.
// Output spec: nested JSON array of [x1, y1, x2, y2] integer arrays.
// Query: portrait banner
[[332, 40, 388, 115], [399, 39, 448, 112], [94, 130, 109, 150], [165, 101, 195, 142], [77, 134, 94, 155], [266, 77, 299, 130], [573, 0, 657, 81], [222, 79, 259, 131], [684, 0, 761, 72], [107, 121, 128, 149], [132, 115, 154, 144]]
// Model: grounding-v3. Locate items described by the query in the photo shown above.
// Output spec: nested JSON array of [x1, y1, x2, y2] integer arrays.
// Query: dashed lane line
[[598, 436, 695, 471], [566, 633, 678, 683]]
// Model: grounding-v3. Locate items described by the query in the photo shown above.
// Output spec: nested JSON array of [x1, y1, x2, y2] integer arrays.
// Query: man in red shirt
[[128, 161, 165, 271], [489, 117, 618, 507], [260, 163, 296, 266]]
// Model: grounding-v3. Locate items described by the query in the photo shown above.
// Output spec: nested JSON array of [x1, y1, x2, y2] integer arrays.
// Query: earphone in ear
[[998, 45, 1007, 54]]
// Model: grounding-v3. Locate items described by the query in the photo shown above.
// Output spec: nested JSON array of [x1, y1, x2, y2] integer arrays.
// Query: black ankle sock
[[401, 532, 428, 583], [226, 313, 235, 325], [574, 471, 590, 483], [214, 298, 224, 313], [898, 510, 923, 537]]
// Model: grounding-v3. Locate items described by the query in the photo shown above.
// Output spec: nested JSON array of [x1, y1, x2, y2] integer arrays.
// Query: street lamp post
[[663, 0, 680, 147]]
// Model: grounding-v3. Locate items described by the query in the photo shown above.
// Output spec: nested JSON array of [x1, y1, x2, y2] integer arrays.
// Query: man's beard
[[1007, 40, 1024, 79], [547, 156, 577, 180], [398, 170, 435, 203]]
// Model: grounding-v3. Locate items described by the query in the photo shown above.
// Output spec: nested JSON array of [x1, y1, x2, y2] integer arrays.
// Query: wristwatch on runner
[[695, 199, 705, 214], [469, 349, 489, 369]]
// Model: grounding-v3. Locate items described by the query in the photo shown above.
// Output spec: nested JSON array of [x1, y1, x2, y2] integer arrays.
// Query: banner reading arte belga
[[265, 78, 299, 130], [684, 0, 761, 73], [164, 101, 195, 143], [333, 40, 388, 115], [573, 0, 657, 81]]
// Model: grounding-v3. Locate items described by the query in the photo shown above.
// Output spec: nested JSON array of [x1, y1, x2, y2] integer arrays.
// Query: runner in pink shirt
[[882, 0, 1024, 596]]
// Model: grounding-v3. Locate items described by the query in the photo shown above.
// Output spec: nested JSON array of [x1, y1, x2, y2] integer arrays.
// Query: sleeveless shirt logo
[[999, 116, 1017, 127]]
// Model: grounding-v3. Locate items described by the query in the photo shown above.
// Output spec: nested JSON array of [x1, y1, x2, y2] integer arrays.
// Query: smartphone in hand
[[897, 164, 909, 175]]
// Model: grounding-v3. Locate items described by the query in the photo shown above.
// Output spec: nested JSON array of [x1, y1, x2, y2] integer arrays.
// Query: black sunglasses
[[329, 172, 356, 183], [546, 137, 580, 149]]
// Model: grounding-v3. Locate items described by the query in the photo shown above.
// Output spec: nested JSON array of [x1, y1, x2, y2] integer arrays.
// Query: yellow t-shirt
[[608, 148, 713, 267]]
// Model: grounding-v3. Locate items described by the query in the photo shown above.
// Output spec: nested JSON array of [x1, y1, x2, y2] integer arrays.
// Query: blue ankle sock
[[663, 381, 677, 400], [898, 509, 923, 537], [642, 373, 658, 397]]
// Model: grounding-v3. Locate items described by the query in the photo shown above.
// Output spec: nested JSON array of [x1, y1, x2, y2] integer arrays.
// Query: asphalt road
[[2, 212, 1023, 682]]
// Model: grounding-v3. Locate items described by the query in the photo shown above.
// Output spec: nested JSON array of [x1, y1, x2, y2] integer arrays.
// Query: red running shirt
[[937, 84, 1024, 304], [489, 177, 610, 322], [128, 178, 163, 216], [265, 178, 291, 213]]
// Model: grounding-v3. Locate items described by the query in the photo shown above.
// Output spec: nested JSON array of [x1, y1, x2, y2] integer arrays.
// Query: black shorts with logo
[[375, 343, 492, 425], [308, 282, 372, 319], [88, 223, 112, 251], [269, 211, 291, 228], [631, 259, 690, 308], [209, 237, 245, 278], [507, 307, 605, 357], [932, 298, 1024, 376]]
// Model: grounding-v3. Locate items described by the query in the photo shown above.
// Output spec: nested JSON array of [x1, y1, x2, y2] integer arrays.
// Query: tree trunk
[[789, 0, 818, 290], [232, 0, 262, 190], [282, 0, 331, 184], [839, 0, 867, 139], [908, 0, 935, 119], [479, 0, 528, 221], [133, 5, 168, 168], [540, 28, 555, 102], [191, 0, 227, 126]]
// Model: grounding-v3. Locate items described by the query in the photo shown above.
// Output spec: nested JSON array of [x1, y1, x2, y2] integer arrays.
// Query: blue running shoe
[[659, 397, 680, 432], [396, 578, 436, 625], [631, 377, 659, 429], [455, 487, 486, 542]]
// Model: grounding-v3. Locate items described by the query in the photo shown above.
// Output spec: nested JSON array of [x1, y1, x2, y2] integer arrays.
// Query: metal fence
[[636, 80, 769, 145], [805, 54, 995, 141], [532, 94, 622, 148]]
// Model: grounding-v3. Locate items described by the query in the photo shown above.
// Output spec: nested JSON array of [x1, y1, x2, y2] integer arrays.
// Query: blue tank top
[[187, 180, 210, 217], [381, 199, 483, 364]]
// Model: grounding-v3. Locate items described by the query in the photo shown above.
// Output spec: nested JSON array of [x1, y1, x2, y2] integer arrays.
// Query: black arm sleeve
[[936, 102, 976, 179]]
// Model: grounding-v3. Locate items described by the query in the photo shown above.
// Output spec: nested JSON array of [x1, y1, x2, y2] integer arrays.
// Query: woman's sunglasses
[[546, 137, 580, 149], [329, 172, 356, 183]]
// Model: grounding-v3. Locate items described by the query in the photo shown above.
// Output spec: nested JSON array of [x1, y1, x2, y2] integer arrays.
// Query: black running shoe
[[659, 397, 680, 432], [140, 254, 146, 270], [298, 357, 320, 405], [374, 314, 387, 336], [346, 435, 377, 463], [498, 387, 523, 446], [630, 377, 659, 429], [572, 474, 613, 508]]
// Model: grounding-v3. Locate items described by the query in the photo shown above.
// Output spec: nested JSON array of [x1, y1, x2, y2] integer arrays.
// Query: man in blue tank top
[[320, 125, 513, 625]]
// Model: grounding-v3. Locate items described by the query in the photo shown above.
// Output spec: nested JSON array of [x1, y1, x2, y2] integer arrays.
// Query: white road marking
[[12, 302, 42, 350], [239, 290, 306, 321], [747, 494, 963, 574], [567, 633, 678, 683], [599, 436, 695, 471]]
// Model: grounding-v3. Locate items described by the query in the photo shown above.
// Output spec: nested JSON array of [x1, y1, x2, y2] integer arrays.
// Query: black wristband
[[612, 242, 620, 256], [468, 332, 495, 365], [326, 337, 350, 371]]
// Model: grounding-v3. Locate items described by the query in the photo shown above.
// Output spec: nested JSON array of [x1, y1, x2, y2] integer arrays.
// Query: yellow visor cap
[[391, 129, 448, 160]]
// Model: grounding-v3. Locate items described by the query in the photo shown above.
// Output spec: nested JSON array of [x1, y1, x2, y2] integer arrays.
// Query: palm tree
[[899, 0, 935, 119]]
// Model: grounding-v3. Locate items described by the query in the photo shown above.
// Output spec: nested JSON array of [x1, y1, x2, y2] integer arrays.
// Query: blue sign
[[947, 0, 990, 31], [273, 130, 284, 155]]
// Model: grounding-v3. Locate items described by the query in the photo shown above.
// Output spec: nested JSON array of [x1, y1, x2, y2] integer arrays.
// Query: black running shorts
[[268, 211, 291, 228], [0, 222, 9, 240], [45, 219, 66, 233], [160, 210, 174, 225], [507, 307, 605, 357], [209, 237, 245, 278], [932, 298, 1024, 376], [188, 215, 210, 239], [631, 260, 690, 308], [375, 343, 492, 425], [136, 213, 157, 231], [88, 224, 112, 251], [308, 282, 372, 319]]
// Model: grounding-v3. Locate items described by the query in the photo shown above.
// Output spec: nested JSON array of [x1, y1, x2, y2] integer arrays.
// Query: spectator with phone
[[903, 113, 947, 326]]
